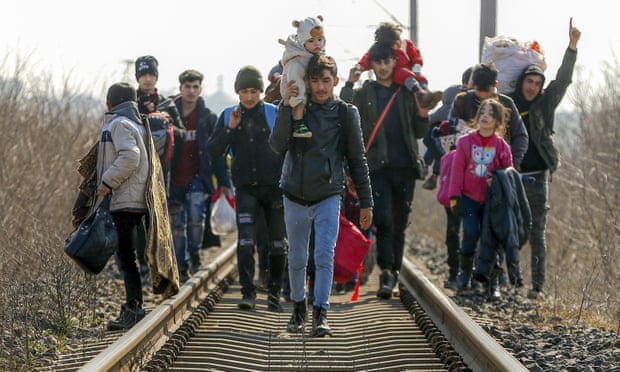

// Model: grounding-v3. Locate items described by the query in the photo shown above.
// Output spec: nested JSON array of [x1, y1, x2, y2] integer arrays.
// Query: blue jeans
[[284, 194, 340, 310], [522, 171, 549, 291], [168, 177, 208, 273], [460, 195, 485, 257]]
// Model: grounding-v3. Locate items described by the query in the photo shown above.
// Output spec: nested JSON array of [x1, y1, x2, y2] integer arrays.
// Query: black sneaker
[[376, 270, 395, 299], [179, 270, 190, 283], [444, 279, 459, 291], [267, 292, 283, 312], [311, 306, 332, 337], [107, 303, 146, 331], [487, 284, 502, 302], [527, 288, 545, 300], [422, 174, 438, 190], [333, 283, 345, 295], [293, 120, 312, 138], [238, 295, 255, 310], [287, 300, 306, 333], [189, 253, 201, 274]]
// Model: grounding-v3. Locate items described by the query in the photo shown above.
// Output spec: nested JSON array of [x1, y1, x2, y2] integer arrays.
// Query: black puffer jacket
[[269, 98, 373, 209]]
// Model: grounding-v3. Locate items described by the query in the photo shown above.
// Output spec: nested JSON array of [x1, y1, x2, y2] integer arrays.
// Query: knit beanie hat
[[234, 65, 264, 92], [135, 55, 159, 80], [294, 15, 324, 45]]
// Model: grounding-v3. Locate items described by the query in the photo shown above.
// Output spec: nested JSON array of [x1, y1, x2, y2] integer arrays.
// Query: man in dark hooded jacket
[[509, 18, 581, 299]]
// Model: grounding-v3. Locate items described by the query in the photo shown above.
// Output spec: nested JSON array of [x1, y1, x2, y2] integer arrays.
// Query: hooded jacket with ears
[[510, 47, 577, 173]]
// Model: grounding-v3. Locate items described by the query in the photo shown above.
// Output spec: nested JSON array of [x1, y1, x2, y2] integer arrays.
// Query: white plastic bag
[[481, 35, 546, 94], [210, 189, 237, 235]]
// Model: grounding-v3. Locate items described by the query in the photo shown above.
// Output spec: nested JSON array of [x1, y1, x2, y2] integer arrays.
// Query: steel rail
[[76, 243, 527, 371], [79, 243, 237, 372], [400, 258, 528, 372]]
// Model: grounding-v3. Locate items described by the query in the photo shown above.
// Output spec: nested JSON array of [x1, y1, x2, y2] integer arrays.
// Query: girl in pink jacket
[[447, 98, 513, 293]]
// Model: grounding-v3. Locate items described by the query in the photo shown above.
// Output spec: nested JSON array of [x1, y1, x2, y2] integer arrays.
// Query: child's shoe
[[293, 120, 312, 138]]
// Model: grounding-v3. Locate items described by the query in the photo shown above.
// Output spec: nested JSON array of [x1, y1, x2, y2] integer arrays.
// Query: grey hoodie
[[96, 101, 149, 212]]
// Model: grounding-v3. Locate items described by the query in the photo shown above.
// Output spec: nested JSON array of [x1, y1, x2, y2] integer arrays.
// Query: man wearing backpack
[[270, 54, 372, 337], [340, 42, 429, 300], [169, 69, 229, 283], [509, 19, 581, 300]]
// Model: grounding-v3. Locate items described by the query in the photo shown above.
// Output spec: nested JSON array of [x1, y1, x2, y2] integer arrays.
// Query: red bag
[[333, 212, 371, 283]]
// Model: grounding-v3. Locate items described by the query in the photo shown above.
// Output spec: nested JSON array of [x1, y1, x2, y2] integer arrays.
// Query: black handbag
[[64, 194, 118, 274]]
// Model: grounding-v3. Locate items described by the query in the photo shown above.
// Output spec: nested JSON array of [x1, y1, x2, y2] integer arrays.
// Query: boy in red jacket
[[356, 22, 442, 110]]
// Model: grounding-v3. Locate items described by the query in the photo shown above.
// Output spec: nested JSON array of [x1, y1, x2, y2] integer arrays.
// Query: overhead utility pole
[[479, 0, 497, 60], [409, 0, 418, 45]]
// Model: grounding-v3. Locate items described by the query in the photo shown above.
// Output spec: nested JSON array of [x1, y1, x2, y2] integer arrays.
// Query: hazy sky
[[2, 0, 617, 112]]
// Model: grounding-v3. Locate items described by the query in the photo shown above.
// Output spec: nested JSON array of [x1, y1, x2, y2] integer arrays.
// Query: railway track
[[52, 243, 527, 371]]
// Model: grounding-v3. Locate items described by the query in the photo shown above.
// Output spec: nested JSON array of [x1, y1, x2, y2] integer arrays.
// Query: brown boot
[[415, 90, 443, 109]]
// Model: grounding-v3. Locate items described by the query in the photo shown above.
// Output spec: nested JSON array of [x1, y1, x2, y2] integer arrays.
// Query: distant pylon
[[121, 59, 135, 83]]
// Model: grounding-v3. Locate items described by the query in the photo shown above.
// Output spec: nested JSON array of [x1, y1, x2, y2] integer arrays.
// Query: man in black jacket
[[208, 66, 286, 312], [133, 55, 182, 282], [169, 69, 229, 283], [270, 55, 373, 337], [340, 42, 429, 300], [510, 19, 581, 299]]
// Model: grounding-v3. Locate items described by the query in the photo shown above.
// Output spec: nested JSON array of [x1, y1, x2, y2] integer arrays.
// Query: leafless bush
[[0, 55, 103, 368], [548, 57, 620, 326]]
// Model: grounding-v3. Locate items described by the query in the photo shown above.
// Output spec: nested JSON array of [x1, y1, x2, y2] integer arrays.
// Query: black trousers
[[370, 167, 416, 273], [111, 211, 146, 307], [235, 185, 287, 298]]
